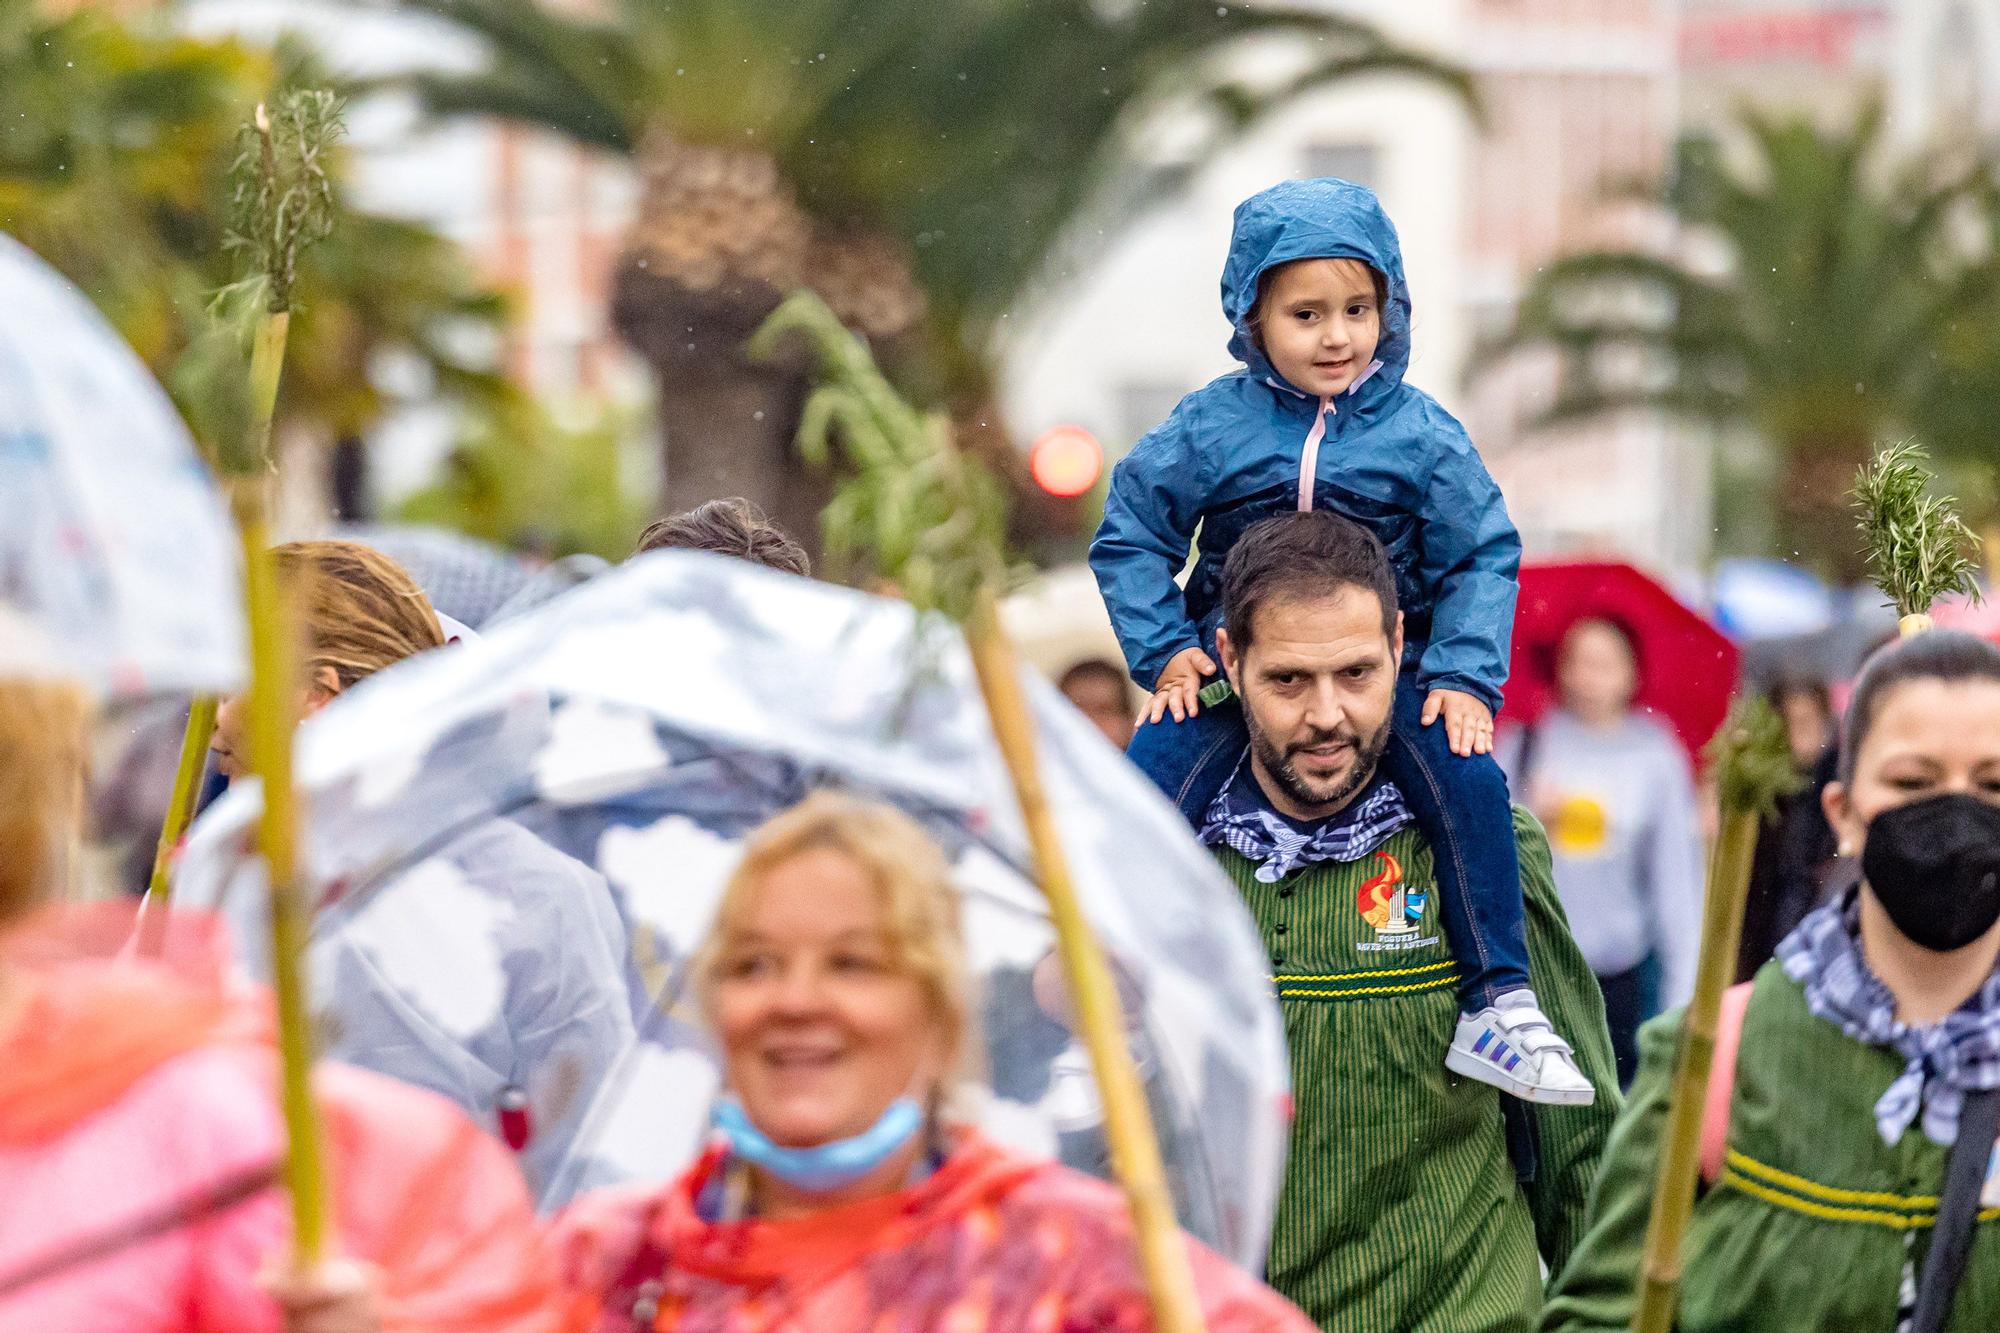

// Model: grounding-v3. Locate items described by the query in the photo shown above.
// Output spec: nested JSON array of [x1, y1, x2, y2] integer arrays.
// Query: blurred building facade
[[1682, 1, 2000, 149], [170, 0, 1999, 565]]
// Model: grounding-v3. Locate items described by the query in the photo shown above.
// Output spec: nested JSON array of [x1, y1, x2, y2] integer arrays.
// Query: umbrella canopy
[[331, 524, 535, 630], [175, 552, 1291, 1267], [1709, 558, 1835, 641], [0, 235, 243, 694], [1505, 560, 1741, 763]]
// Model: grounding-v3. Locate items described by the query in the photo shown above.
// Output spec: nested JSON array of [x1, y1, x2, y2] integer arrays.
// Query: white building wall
[[1886, 0, 2000, 148]]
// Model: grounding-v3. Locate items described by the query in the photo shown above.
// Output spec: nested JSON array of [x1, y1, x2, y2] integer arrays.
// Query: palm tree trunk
[[1780, 435, 1874, 581], [330, 434, 370, 522], [654, 370, 827, 554]]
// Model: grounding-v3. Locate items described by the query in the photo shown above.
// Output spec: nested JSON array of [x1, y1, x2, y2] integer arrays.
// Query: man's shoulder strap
[[1699, 981, 1756, 1187]]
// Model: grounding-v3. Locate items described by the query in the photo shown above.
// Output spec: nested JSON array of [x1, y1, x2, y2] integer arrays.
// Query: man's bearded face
[[1221, 588, 1401, 819]]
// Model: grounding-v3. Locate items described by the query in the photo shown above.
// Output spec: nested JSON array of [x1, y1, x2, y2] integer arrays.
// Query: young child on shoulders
[[1089, 177, 1591, 1105]]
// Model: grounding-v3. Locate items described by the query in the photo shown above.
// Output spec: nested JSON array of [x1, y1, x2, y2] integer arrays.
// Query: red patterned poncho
[[553, 1131, 1311, 1332]]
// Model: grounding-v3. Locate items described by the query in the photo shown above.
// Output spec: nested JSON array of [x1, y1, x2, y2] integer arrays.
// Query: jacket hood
[[1221, 177, 1412, 404]]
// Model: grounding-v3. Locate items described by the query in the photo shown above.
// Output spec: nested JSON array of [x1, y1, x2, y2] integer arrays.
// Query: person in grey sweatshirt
[[1498, 616, 1704, 1086]]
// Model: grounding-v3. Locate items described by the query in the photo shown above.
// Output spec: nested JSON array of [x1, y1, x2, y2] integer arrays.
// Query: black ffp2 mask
[[1861, 794, 2000, 953]]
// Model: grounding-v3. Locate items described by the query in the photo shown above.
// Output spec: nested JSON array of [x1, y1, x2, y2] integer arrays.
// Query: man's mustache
[[1285, 727, 1358, 757]]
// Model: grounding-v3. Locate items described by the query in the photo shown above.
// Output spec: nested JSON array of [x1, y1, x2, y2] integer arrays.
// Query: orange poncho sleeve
[[318, 1062, 563, 1333]]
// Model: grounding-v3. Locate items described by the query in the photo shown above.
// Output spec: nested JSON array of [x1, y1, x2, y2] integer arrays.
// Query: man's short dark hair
[[1221, 511, 1398, 653], [634, 498, 811, 577]]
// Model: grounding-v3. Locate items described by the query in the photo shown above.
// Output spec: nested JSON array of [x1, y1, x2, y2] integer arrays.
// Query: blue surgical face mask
[[713, 1095, 924, 1193]]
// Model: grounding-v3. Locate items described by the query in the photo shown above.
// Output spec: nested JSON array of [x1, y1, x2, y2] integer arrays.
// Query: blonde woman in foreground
[[551, 791, 1314, 1331]]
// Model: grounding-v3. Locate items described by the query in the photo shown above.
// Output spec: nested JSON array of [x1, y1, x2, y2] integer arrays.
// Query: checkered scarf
[[1778, 888, 2000, 1147], [1197, 754, 1412, 884]]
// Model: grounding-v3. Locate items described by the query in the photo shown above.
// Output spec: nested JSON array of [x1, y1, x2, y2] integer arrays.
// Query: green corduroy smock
[[1541, 962, 2000, 1332], [1213, 805, 1623, 1332]]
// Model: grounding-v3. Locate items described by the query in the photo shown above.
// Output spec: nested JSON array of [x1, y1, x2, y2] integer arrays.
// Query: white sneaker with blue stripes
[[1445, 988, 1596, 1105]]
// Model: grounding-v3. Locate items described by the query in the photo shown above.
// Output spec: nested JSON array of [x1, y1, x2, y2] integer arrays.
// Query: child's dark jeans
[[1128, 672, 1530, 1012]]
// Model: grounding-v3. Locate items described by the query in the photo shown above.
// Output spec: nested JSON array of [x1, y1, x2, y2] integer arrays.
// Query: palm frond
[[385, 0, 1471, 400], [372, 0, 642, 142], [378, 68, 635, 153]]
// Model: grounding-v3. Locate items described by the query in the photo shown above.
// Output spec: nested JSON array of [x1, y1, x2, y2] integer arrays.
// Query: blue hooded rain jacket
[[1089, 178, 1520, 713]]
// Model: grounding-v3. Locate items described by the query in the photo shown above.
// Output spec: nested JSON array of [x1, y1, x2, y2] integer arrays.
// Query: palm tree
[[380, 0, 1472, 547], [1490, 103, 2000, 576], [0, 0, 508, 515]]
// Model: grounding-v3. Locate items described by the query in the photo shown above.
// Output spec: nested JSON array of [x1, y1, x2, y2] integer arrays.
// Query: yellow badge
[[1549, 793, 1610, 858]]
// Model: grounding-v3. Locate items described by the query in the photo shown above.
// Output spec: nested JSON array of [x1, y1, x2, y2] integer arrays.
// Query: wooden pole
[[966, 597, 1206, 1333], [1630, 803, 1763, 1333], [144, 695, 218, 905]]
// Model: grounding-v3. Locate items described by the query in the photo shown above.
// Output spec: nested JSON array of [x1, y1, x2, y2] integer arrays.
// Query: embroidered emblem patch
[[1354, 849, 1438, 953]]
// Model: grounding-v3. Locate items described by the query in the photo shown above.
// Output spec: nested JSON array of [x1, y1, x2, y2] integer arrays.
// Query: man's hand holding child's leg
[[1146, 646, 1217, 724], [1422, 688, 1495, 757]]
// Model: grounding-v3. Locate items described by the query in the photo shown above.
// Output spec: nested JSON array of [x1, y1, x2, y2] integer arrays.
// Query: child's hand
[[1146, 646, 1217, 724], [1422, 688, 1495, 757]]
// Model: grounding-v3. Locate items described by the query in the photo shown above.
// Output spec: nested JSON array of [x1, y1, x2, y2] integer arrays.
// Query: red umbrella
[[1503, 561, 1741, 765]]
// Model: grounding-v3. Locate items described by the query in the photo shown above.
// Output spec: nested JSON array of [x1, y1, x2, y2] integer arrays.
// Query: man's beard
[[1245, 708, 1391, 815]]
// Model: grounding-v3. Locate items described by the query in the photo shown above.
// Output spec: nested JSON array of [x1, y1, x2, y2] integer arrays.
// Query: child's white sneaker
[[1445, 988, 1596, 1106]]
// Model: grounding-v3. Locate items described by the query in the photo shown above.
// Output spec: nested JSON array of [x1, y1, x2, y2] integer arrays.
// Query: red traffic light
[[1029, 426, 1102, 498]]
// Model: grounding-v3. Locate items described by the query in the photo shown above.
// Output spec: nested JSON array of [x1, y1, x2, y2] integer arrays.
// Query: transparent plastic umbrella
[[175, 552, 1291, 1266], [0, 234, 243, 694]]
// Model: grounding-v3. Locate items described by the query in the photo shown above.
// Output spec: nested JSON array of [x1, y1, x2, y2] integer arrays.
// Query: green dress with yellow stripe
[[1213, 806, 1623, 1332], [1540, 963, 2000, 1331]]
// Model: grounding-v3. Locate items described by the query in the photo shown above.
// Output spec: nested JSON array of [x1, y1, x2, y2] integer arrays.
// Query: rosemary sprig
[[1852, 441, 1984, 630]]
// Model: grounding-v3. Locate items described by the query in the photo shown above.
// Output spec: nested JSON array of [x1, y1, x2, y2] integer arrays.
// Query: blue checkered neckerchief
[[1777, 887, 2000, 1147], [1197, 752, 1412, 884]]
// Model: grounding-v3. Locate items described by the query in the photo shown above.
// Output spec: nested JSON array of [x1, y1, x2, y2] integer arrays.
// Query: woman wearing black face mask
[[1543, 630, 2000, 1333]]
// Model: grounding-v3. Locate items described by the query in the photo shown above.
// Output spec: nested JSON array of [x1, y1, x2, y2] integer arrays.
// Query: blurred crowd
[[8, 164, 2000, 1333]]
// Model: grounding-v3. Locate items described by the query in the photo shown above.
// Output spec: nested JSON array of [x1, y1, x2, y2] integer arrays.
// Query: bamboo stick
[[216, 91, 342, 1268], [145, 695, 219, 905], [1630, 800, 1764, 1333], [967, 598, 1205, 1333], [231, 463, 330, 1264]]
